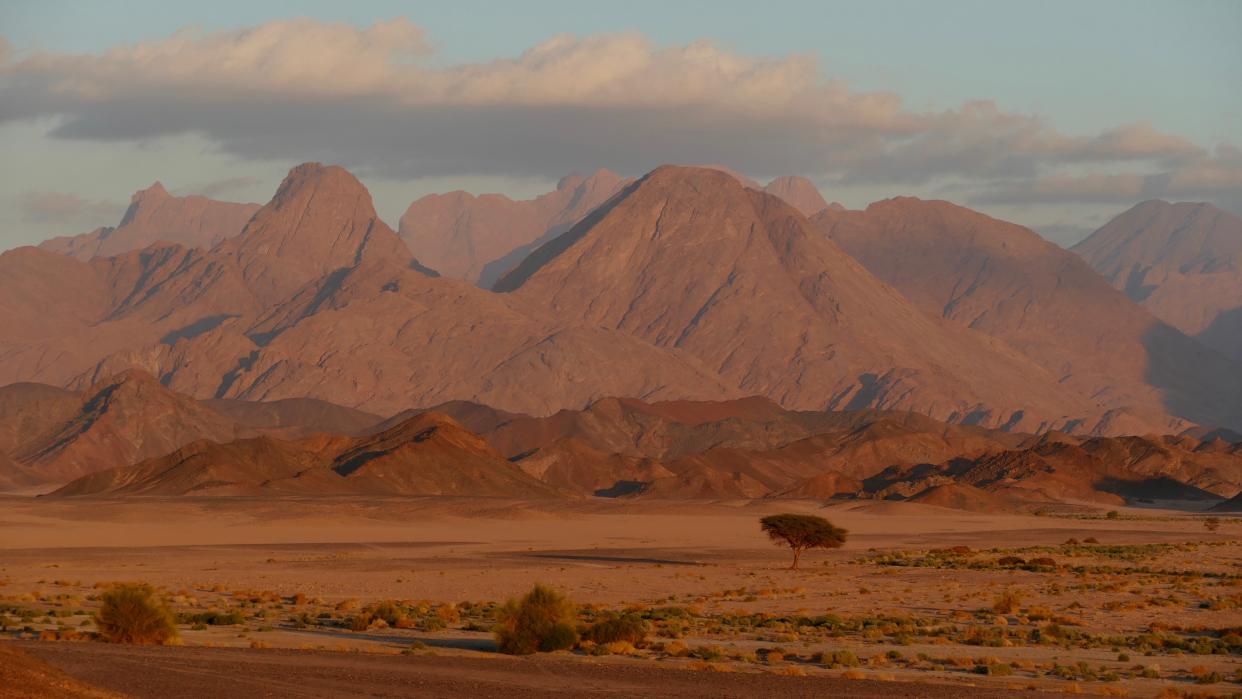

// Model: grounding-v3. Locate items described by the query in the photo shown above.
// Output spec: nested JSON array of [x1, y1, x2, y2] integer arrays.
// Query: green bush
[[95, 583, 178, 645], [582, 613, 648, 646], [495, 584, 578, 655]]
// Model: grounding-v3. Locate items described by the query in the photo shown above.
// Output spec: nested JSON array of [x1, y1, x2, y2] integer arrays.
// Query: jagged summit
[[497, 163, 1098, 432]]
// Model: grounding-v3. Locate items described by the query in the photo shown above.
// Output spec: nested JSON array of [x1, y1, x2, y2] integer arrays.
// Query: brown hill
[[53, 412, 561, 498], [203, 397, 382, 438], [401, 169, 629, 284], [773, 471, 863, 499], [1073, 200, 1242, 361], [6, 370, 241, 486], [38, 182, 259, 260], [812, 197, 1242, 433], [450, 396, 1027, 498], [511, 436, 673, 496], [50, 435, 336, 496], [906, 483, 1019, 513], [639, 462, 770, 499], [498, 165, 1100, 432], [0, 374, 395, 489], [0, 382, 79, 455], [476, 396, 820, 461], [868, 433, 1242, 506], [328, 412, 561, 497]]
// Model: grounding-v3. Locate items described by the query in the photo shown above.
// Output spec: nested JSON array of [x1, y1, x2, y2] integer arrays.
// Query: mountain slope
[[39, 183, 259, 260], [401, 169, 629, 284], [763, 176, 829, 217], [2, 164, 738, 417], [812, 197, 1242, 433], [52, 412, 562, 498], [497, 165, 1104, 432], [1073, 200, 1242, 361], [8, 370, 242, 485]]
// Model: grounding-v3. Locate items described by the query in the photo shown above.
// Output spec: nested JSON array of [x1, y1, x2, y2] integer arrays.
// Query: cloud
[[970, 145, 1242, 208], [179, 175, 262, 198], [18, 189, 119, 224], [0, 17, 1236, 211]]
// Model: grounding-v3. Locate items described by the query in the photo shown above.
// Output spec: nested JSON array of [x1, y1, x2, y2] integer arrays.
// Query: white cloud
[[0, 18, 1236, 213]]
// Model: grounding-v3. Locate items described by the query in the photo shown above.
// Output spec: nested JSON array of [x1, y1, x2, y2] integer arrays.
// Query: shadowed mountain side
[[401, 169, 630, 284], [497, 165, 1105, 432], [0, 373, 395, 488], [812, 197, 1242, 433], [39, 182, 260, 260], [10, 370, 241, 485], [0, 382, 80, 456], [865, 433, 1242, 507]]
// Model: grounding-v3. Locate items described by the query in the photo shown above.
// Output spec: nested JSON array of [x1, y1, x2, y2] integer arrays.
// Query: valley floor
[[0, 496, 1238, 697]]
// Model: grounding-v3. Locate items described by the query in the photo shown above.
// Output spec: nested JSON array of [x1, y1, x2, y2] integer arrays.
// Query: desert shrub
[[494, 584, 578, 655], [663, 640, 691, 657], [815, 649, 860, 667], [974, 662, 1014, 676], [182, 609, 245, 626], [993, 589, 1023, 614], [95, 583, 178, 645], [997, 556, 1026, 566], [582, 613, 647, 646]]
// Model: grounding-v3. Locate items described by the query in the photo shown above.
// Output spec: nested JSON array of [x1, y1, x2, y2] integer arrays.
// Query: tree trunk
[[790, 546, 803, 570]]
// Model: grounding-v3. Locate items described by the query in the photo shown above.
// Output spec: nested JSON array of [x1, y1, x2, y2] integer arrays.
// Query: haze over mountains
[[39, 183, 260, 261], [811, 198, 1242, 434], [1073, 200, 1242, 362], [2, 158, 1241, 508]]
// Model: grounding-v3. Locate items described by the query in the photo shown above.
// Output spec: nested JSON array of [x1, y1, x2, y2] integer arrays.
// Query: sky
[[1, 0, 1239, 249]]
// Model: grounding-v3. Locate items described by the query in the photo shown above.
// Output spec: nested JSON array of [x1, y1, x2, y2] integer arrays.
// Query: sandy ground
[[2, 496, 1239, 697]]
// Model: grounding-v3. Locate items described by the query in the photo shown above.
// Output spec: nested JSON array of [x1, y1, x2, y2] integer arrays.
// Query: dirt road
[[14, 642, 1054, 699]]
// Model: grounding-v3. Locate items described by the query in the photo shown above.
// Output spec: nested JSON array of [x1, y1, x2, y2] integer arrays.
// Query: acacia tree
[[760, 513, 848, 570]]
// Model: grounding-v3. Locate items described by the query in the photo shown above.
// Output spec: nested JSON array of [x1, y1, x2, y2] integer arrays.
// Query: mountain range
[[3, 159, 1241, 507], [19, 371, 1240, 511]]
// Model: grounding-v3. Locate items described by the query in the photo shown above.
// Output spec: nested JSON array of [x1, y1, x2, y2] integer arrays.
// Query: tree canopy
[[760, 513, 848, 569]]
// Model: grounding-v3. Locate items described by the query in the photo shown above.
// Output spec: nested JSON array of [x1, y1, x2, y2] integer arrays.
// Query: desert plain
[[2, 495, 1238, 697]]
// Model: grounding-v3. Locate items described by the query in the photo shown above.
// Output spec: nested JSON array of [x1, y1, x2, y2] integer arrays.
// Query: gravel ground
[[13, 641, 1062, 699]]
